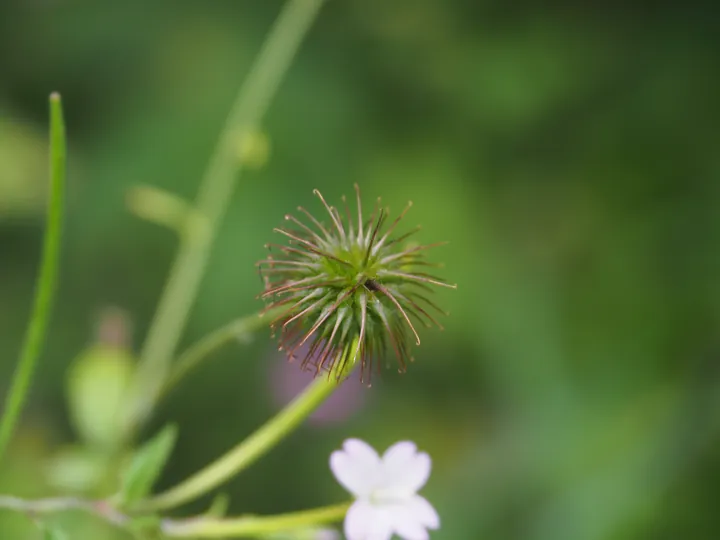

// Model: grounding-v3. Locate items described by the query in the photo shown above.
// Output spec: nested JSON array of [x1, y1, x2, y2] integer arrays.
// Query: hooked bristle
[[257, 186, 453, 383]]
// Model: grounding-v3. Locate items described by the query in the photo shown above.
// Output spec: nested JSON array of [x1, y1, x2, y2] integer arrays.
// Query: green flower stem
[[125, 0, 326, 432], [135, 339, 359, 513], [0, 495, 348, 539], [163, 502, 350, 538], [159, 306, 288, 400], [0, 93, 66, 461], [0, 496, 128, 527]]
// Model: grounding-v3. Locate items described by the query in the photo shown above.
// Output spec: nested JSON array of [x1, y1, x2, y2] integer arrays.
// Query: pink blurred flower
[[269, 343, 368, 426]]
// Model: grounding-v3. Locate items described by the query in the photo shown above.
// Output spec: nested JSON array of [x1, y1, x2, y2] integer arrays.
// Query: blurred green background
[[2, 0, 720, 538]]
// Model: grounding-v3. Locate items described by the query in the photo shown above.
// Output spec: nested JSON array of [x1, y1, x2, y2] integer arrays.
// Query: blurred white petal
[[330, 439, 380, 497], [407, 495, 440, 529], [344, 438, 381, 467], [345, 501, 392, 540], [391, 504, 430, 540], [381, 447, 431, 495]]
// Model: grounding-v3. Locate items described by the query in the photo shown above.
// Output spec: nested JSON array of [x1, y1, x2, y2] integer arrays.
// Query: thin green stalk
[[163, 502, 350, 538], [136, 377, 339, 512], [126, 0, 326, 432], [134, 339, 359, 513], [159, 306, 288, 400], [0, 496, 128, 527], [0, 93, 66, 461], [1, 495, 348, 539]]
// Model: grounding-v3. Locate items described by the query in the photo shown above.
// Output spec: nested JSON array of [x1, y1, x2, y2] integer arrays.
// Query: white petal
[[313, 527, 341, 540], [330, 439, 380, 497], [406, 495, 440, 529], [382, 441, 417, 469], [381, 442, 432, 493], [385, 503, 429, 540], [344, 438, 381, 466], [344, 500, 393, 540], [345, 501, 373, 540], [391, 505, 429, 540]]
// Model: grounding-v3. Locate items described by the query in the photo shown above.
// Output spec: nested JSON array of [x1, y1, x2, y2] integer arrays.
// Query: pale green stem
[[0, 94, 66, 461], [0, 496, 128, 527], [134, 339, 359, 513], [162, 502, 350, 538], [0, 496, 349, 538], [125, 0, 326, 432], [159, 306, 288, 401]]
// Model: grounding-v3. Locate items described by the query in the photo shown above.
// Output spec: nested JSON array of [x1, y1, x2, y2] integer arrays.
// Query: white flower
[[330, 438, 440, 540], [268, 527, 340, 540]]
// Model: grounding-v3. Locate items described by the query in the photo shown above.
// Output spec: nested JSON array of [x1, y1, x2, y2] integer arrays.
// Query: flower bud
[[66, 308, 135, 450]]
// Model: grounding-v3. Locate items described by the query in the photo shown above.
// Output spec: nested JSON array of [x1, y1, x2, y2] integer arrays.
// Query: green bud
[[67, 344, 134, 450], [45, 445, 111, 493], [237, 129, 271, 169]]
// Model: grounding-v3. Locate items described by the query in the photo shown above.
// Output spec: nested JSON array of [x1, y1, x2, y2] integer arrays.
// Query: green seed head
[[258, 185, 455, 382]]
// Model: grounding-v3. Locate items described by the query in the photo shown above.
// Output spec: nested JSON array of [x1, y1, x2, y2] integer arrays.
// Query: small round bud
[[237, 129, 270, 169], [66, 308, 135, 450]]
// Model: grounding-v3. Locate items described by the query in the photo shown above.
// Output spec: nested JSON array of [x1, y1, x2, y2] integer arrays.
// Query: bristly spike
[[313, 189, 346, 241], [372, 200, 413, 255], [284, 214, 327, 246], [354, 183, 363, 240], [377, 269, 458, 289], [273, 228, 352, 267], [330, 206, 347, 244], [297, 206, 332, 240], [315, 310, 346, 374], [282, 294, 329, 328], [364, 197, 381, 248], [259, 186, 454, 382], [378, 242, 449, 265], [375, 283, 421, 346], [374, 301, 406, 372], [382, 224, 422, 250], [341, 194, 354, 242], [363, 209, 386, 268], [287, 282, 361, 358], [352, 291, 368, 372]]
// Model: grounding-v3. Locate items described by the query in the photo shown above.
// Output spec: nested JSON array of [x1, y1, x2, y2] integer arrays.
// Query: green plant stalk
[[159, 305, 288, 401], [0, 93, 66, 461], [163, 502, 350, 538], [0, 496, 128, 527], [0, 495, 348, 538], [126, 0, 326, 432], [135, 338, 359, 513]]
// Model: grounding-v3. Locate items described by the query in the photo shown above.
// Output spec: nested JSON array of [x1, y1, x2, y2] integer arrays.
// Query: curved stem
[[135, 338, 359, 513], [162, 502, 350, 538], [0, 496, 128, 527], [0, 94, 66, 461], [125, 0, 326, 433], [0, 495, 349, 539], [136, 375, 342, 512], [159, 306, 288, 401]]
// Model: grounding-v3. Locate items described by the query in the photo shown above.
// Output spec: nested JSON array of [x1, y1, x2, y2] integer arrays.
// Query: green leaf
[[0, 92, 66, 462], [117, 424, 178, 505], [40, 523, 68, 540]]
